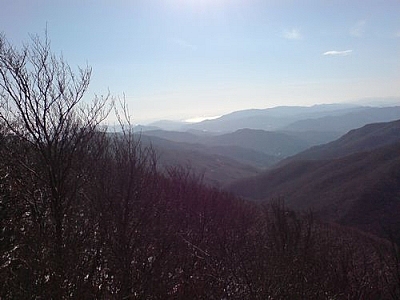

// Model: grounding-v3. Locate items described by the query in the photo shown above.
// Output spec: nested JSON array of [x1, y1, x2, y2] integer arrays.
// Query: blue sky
[[1, 0, 399, 123]]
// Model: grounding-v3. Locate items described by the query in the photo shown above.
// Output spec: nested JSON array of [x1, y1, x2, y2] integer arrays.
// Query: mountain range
[[226, 119, 400, 239], [135, 103, 400, 239], [141, 128, 329, 186], [140, 103, 400, 134], [139, 104, 400, 186]]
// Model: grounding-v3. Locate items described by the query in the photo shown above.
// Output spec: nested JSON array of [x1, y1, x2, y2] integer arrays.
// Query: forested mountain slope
[[144, 128, 311, 158], [227, 142, 400, 238], [280, 119, 400, 165], [141, 135, 262, 186]]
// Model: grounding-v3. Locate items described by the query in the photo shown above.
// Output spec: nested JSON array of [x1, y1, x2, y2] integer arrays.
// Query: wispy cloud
[[173, 38, 197, 50], [350, 20, 366, 37], [396, 30, 400, 38], [323, 50, 353, 56], [283, 28, 302, 40]]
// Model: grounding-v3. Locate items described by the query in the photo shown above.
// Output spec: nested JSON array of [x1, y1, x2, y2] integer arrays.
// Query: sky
[[1, 0, 400, 124]]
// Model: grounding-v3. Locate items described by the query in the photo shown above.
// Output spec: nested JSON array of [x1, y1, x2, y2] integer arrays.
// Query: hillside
[[144, 128, 316, 159], [204, 128, 310, 157], [140, 135, 262, 186], [4, 132, 399, 299], [140, 127, 322, 187], [142, 119, 400, 188], [280, 119, 400, 164], [227, 142, 400, 238]]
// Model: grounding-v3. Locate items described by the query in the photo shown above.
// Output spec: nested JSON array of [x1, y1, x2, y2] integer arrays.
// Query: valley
[[139, 104, 400, 242]]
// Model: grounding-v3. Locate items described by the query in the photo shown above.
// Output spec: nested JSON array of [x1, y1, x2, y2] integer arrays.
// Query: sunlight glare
[[185, 115, 221, 123], [168, 0, 227, 11]]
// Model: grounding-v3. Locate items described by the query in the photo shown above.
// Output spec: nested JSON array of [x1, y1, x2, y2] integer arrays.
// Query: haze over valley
[[136, 102, 400, 242], [139, 103, 400, 185]]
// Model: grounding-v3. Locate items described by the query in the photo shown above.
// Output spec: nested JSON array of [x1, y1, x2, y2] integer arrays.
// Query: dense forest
[[1, 34, 400, 299]]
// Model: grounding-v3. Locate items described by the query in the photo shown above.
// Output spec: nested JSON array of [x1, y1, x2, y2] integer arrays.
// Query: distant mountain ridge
[[280, 118, 400, 165], [142, 127, 319, 171], [142, 104, 400, 136], [139, 123, 336, 187], [184, 103, 364, 132], [283, 106, 400, 133], [203, 128, 311, 157], [226, 119, 400, 238], [139, 105, 400, 188], [130, 103, 400, 190]]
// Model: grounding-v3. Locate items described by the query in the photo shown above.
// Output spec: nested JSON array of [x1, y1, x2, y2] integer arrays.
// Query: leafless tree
[[0, 32, 110, 297]]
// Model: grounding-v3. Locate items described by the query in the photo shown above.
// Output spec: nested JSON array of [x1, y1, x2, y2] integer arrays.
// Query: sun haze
[[1, 0, 399, 123]]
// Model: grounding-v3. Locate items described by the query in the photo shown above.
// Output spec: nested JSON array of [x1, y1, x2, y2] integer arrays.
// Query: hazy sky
[[1, 0, 399, 123]]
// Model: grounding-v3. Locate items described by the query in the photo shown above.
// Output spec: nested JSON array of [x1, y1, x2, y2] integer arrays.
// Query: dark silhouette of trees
[[0, 32, 110, 298]]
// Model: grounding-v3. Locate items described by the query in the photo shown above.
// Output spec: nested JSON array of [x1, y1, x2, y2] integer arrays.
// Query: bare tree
[[0, 32, 110, 297]]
